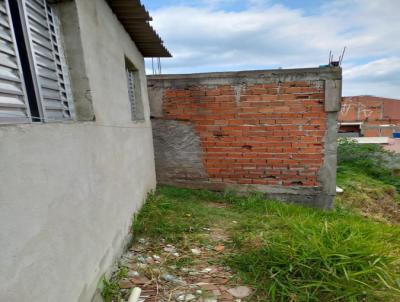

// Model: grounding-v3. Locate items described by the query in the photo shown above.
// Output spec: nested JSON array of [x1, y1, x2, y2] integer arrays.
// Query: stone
[[177, 294, 196, 301], [191, 248, 201, 255], [161, 273, 186, 285], [128, 271, 139, 278], [136, 263, 148, 269], [131, 276, 150, 285], [219, 291, 233, 300], [185, 294, 196, 301], [199, 283, 218, 291], [214, 244, 225, 252], [227, 286, 251, 298], [204, 298, 218, 302], [214, 278, 228, 284], [201, 268, 213, 273], [118, 279, 134, 289], [137, 256, 146, 263], [124, 251, 135, 259]]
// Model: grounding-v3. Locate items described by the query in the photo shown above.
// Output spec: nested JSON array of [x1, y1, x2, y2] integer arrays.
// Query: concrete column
[[56, 1, 95, 121]]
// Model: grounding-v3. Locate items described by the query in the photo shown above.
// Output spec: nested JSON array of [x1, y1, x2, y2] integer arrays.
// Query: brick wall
[[148, 68, 342, 208]]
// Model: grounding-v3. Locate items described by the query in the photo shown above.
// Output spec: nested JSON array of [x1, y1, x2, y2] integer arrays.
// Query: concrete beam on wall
[[148, 67, 342, 88]]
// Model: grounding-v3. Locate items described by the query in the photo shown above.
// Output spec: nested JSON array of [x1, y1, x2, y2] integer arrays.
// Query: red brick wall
[[161, 81, 326, 187]]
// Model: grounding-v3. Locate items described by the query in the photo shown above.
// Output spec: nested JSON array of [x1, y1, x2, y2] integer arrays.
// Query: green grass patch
[[336, 139, 400, 223], [132, 186, 239, 242], [132, 186, 400, 301], [228, 197, 400, 301], [337, 139, 400, 191]]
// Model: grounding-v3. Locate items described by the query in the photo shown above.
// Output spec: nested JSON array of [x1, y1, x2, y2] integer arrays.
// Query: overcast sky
[[141, 0, 400, 98]]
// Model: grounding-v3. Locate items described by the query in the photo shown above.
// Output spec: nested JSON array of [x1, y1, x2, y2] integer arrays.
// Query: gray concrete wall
[[0, 0, 156, 301]]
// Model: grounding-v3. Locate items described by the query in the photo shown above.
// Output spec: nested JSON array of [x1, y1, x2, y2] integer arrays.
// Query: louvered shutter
[[21, 0, 74, 121], [0, 0, 30, 123], [126, 69, 137, 118]]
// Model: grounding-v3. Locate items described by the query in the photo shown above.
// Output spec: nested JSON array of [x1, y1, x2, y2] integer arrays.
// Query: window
[[125, 58, 144, 121], [0, 0, 74, 124]]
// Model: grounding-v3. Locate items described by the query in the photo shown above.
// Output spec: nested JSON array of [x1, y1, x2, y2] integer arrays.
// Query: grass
[[129, 186, 400, 302], [337, 138, 400, 191], [336, 139, 400, 223], [103, 140, 400, 301]]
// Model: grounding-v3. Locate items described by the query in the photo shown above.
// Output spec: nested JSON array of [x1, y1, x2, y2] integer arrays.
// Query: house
[[0, 0, 170, 301], [148, 67, 342, 208], [338, 95, 400, 137]]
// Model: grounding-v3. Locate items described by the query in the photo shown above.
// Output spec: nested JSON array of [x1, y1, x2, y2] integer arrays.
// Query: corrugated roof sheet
[[106, 0, 171, 57]]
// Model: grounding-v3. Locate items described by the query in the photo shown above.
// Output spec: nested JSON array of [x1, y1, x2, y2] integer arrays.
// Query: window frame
[[0, 0, 74, 124], [125, 58, 144, 122]]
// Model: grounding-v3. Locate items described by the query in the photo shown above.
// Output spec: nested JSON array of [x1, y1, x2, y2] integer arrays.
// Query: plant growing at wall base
[[101, 277, 122, 302]]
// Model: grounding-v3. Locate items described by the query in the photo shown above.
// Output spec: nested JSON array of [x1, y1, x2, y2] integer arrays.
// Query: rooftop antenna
[[157, 57, 162, 74], [327, 47, 346, 67], [151, 57, 162, 75], [339, 46, 346, 66]]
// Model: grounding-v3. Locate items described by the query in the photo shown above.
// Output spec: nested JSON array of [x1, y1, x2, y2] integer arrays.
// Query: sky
[[142, 0, 400, 98]]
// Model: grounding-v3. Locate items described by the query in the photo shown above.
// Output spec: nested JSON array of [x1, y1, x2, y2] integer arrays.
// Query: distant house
[[0, 0, 169, 301], [338, 95, 400, 137]]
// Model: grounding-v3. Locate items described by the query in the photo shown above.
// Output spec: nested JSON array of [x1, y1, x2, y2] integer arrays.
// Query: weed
[[337, 138, 400, 191], [130, 186, 400, 301], [336, 139, 400, 223], [101, 277, 122, 302], [227, 198, 400, 301]]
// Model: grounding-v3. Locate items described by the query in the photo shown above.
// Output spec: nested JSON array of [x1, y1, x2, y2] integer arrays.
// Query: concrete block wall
[[148, 67, 342, 208]]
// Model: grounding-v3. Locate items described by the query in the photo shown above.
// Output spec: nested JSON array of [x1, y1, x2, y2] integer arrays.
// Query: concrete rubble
[[109, 237, 252, 302]]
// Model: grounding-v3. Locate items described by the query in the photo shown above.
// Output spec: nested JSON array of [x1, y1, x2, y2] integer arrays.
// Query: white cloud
[[147, 0, 400, 98], [343, 57, 400, 98]]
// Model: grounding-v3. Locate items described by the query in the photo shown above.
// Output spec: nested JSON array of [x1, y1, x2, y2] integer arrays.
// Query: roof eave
[[106, 0, 171, 57]]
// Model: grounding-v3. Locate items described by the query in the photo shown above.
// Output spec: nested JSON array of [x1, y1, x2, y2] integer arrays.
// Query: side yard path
[[102, 186, 400, 302]]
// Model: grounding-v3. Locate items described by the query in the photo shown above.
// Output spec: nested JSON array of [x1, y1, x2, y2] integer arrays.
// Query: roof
[[106, 0, 171, 57], [343, 95, 400, 102]]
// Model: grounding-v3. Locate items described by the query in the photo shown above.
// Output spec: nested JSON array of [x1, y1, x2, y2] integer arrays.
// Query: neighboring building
[[338, 95, 400, 137], [0, 0, 169, 301], [148, 67, 342, 208]]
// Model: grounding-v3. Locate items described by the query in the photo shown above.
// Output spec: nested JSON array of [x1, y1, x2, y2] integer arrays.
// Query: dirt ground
[[110, 204, 252, 302]]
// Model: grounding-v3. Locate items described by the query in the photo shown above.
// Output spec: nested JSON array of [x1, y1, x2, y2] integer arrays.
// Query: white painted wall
[[0, 0, 156, 301]]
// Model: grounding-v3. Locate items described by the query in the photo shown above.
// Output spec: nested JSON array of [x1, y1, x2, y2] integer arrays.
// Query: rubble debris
[[107, 231, 252, 301], [191, 248, 201, 255], [227, 286, 252, 298]]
